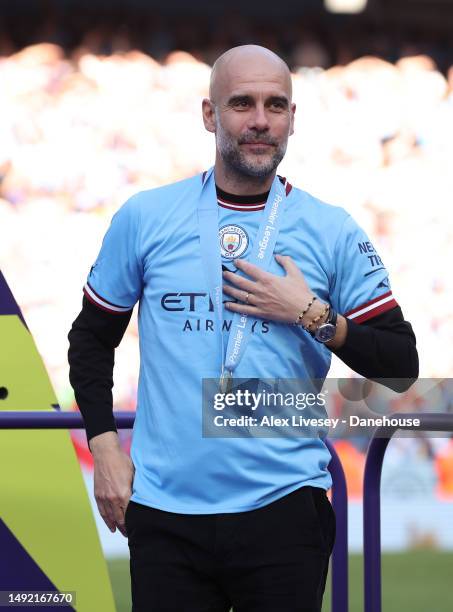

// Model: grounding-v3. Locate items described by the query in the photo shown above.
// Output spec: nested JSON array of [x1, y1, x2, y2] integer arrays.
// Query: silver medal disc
[[219, 369, 233, 394]]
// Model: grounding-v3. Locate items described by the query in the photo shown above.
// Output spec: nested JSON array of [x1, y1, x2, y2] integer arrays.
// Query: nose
[[247, 103, 269, 131]]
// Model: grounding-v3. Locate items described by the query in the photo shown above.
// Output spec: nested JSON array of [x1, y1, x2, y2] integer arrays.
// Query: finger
[[112, 502, 127, 536], [234, 259, 269, 281], [118, 500, 130, 537], [275, 254, 301, 276], [222, 270, 256, 292], [223, 284, 255, 304], [225, 301, 264, 317], [104, 500, 120, 533], [97, 499, 116, 532]]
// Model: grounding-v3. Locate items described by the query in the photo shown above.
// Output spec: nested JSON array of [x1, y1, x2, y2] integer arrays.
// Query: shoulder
[[125, 174, 202, 214], [288, 184, 351, 227]]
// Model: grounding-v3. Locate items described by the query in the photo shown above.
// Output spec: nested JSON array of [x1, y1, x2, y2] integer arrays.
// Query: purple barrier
[[0, 411, 134, 429], [0, 412, 349, 611], [363, 412, 453, 612], [325, 438, 349, 612]]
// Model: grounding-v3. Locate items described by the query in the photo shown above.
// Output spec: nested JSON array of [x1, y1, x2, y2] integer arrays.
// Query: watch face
[[315, 323, 336, 343]]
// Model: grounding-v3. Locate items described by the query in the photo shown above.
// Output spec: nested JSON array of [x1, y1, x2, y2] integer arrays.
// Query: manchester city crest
[[219, 224, 249, 259]]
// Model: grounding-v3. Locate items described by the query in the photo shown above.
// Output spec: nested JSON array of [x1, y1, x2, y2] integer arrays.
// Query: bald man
[[205, 46, 295, 190], [69, 45, 418, 611]]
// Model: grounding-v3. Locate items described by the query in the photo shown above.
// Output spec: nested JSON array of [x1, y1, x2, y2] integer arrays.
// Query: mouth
[[240, 142, 275, 149]]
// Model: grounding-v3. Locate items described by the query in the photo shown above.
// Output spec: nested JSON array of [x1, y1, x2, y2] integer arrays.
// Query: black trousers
[[126, 486, 336, 612]]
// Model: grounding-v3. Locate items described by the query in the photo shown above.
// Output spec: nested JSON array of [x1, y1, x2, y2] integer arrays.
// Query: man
[[68, 45, 418, 611]]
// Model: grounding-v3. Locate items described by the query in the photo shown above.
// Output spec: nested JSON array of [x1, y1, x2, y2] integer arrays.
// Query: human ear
[[289, 102, 296, 136], [202, 98, 216, 133]]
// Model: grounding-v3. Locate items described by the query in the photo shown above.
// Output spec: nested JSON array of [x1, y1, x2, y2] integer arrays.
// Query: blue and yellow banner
[[0, 270, 116, 611]]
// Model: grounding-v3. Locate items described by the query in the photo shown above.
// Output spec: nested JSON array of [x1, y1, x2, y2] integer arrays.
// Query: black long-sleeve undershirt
[[332, 308, 418, 385], [68, 297, 133, 441], [68, 297, 418, 442]]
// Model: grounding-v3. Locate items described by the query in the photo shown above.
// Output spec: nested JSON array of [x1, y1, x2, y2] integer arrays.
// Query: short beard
[[216, 123, 287, 179]]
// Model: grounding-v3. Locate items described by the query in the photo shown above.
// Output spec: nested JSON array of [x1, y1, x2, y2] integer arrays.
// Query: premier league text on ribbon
[[226, 191, 283, 368], [257, 193, 282, 260]]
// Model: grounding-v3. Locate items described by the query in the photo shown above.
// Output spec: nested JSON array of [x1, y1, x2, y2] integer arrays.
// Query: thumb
[[275, 254, 300, 277]]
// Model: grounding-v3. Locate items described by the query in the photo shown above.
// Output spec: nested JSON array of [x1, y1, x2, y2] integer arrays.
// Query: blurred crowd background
[[2, 0, 453, 72], [1, 0, 453, 506]]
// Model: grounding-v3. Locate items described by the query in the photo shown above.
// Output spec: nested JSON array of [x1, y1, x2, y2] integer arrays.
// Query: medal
[[219, 368, 233, 394]]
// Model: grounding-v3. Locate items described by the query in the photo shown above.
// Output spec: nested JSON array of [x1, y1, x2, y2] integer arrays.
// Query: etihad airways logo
[[161, 292, 215, 312], [160, 291, 270, 333]]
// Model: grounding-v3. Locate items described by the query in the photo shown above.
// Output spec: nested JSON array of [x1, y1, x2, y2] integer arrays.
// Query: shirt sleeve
[[83, 197, 143, 313], [331, 306, 418, 389], [68, 296, 133, 443], [330, 214, 398, 323]]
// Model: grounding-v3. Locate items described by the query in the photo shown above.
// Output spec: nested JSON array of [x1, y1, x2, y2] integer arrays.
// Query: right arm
[[69, 195, 143, 535], [68, 296, 134, 536]]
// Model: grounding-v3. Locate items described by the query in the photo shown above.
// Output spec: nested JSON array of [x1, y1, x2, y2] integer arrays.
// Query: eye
[[234, 99, 249, 109], [270, 100, 285, 110]]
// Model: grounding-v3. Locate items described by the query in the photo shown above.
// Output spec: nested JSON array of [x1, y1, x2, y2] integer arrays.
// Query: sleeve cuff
[[344, 291, 398, 324]]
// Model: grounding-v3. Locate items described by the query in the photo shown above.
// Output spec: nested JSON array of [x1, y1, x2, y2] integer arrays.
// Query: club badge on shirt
[[219, 224, 249, 259]]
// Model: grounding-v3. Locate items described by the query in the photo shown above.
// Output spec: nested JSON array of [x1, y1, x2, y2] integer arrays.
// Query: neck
[[214, 157, 276, 196]]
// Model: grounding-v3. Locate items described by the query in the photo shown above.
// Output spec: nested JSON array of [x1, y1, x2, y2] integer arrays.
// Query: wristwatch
[[313, 306, 337, 343]]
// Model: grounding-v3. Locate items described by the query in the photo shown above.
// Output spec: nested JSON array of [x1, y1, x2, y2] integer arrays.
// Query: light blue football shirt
[[85, 172, 396, 513]]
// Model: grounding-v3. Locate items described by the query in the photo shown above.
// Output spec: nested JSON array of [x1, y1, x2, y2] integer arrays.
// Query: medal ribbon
[[198, 167, 286, 387]]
